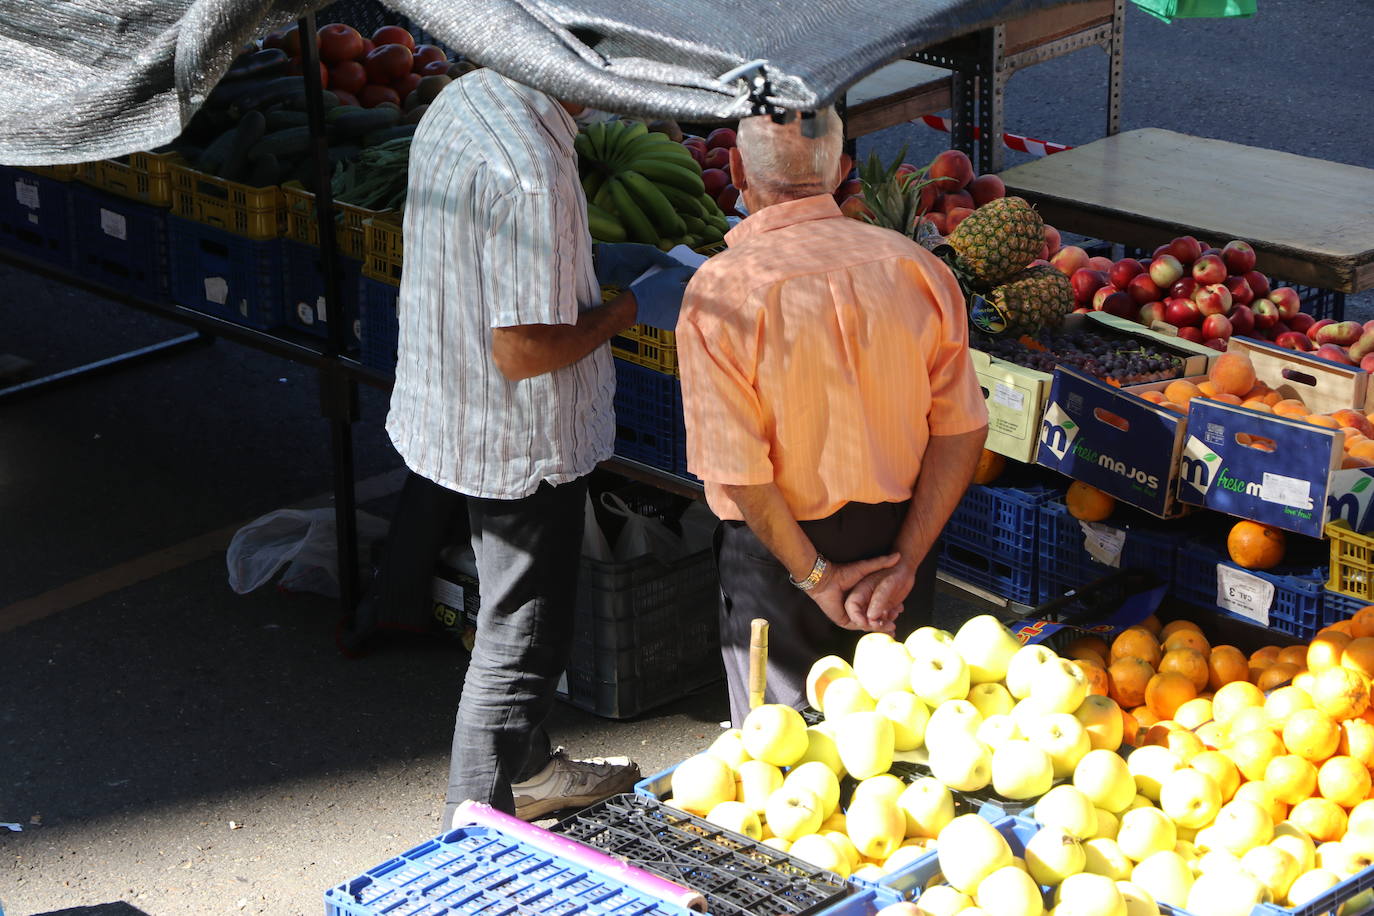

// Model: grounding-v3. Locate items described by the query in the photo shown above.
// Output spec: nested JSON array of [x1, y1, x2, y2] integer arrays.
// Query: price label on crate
[[14, 179, 38, 209], [1080, 521, 1126, 568], [992, 382, 1026, 412], [99, 208, 127, 241], [1216, 566, 1274, 626]]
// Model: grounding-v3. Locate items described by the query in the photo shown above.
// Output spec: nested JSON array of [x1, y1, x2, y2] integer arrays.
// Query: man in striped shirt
[[677, 109, 990, 726], [387, 70, 692, 822]]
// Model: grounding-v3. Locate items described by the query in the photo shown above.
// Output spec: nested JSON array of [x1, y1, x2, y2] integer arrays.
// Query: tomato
[[392, 72, 422, 97], [289, 59, 329, 87], [411, 44, 447, 72], [264, 25, 301, 56], [364, 44, 413, 84], [331, 89, 359, 107], [328, 60, 367, 95], [420, 59, 452, 78], [358, 84, 401, 109], [371, 26, 416, 52], [317, 23, 364, 64]]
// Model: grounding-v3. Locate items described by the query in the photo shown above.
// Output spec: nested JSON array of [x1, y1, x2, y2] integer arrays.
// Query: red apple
[[1171, 277, 1199, 300], [1043, 224, 1062, 257], [1276, 331, 1315, 351], [1225, 275, 1255, 306], [1204, 338, 1229, 352], [1092, 286, 1115, 310], [684, 144, 707, 167], [839, 195, 873, 220], [1307, 318, 1335, 342], [1109, 258, 1145, 289], [1202, 313, 1233, 340], [1222, 240, 1257, 275], [1251, 299, 1279, 330], [1201, 248, 1225, 261], [1194, 283, 1233, 317], [1288, 312, 1316, 334], [836, 178, 863, 199], [895, 163, 919, 180], [947, 207, 975, 231], [1088, 256, 1114, 273], [1127, 273, 1163, 306], [1100, 291, 1138, 319], [704, 147, 730, 170], [968, 174, 1005, 206], [1164, 297, 1203, 327], [1149, 254, 1185, 289], [1071, 268, 1109, 304], [1139, 301, 1166, 325], [921, 212, 948, 235], [1192, 254, 1227, 285], [1245, 270, 1271, 298], [1270, 286, 1302, 320], [706, 127, 737, 150], [941, 190, 975, 214], [929, 149, 974, 190], [1229, 305, 1256, 337], [1177, 326, 1205, 343], [1167, 236, 1203, 265], [1363, 320, 1374, 335], [1362, 353, 1374, 373], [1316, 344, 1356, 366], [1316, 321, 1364, 347], [1051, 246, 1090, 276], [1073, 306, 1093, 314], [1038, 242, 1051, 261], [701, 168, 730, 195], [1153, 244, 1172, 260]]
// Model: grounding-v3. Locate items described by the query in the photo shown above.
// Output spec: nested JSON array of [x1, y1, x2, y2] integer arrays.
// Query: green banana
[[621, 170, 687, 239], [586, 121, 608, 161], [586, 202, 626, 243], [618, 130, 680, 163], [593, 180, 618, 214], [606, 176, 659, 245], [573, 131, 594, 164], [682, 214, 707, 234], [581, 171, 605, 201], [631, 159, 706, 196], [599, 120, 639, 169], [657, 183, 706, 218]]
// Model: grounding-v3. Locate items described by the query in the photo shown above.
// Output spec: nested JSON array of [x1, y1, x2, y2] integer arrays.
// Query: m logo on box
[[1180, 436, 1221, 498], [1040, 402, 1079, 462], [1328, 472, 1374, 530]]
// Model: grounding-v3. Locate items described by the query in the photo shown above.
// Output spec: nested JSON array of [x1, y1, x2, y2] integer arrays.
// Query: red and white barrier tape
[[915, 114, 1073, 157]]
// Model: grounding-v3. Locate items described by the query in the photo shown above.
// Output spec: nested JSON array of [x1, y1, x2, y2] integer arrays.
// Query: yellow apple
[[1271, 826, 1315, 873], [926, 699, 985, 746], [1028, 657, 1091, 715], [807, 655, 856, 711], [836, 710, 895, 779], [1129, 850, 1193, 907], [1125, 745, 1183, 802], [824, 830, 861, 873], [936, 814, 1014, 893], [1195, 848, 1244, 878], [910, 884, 970, 916], [975, 864, 1044, 916], [909, 646, 971, 706], [670, 753, 736, 815], [1006, 643, 1059, 699], [879, 844, 928, 874], [790, 833, 850, 876], [762, 835, 791, 852], [1159, 768, 1223, 830], [992, 739, 1055, 800], [855, 633, 915, 699], [1115, 880, 1161, 916], [977, 713, 1023, 750], [929, 734, 992, 792], [1083, 838, 1133, 881], [847, 794, 905, 860], [823, 677, 876, 718], [1185, 870, 1270, 916], [709, 728, 751, 767], [1209, 800, 1275, 856], [1286, 868, 1341, 906], [783, 760, 840, 817], [967, 681, 1016, 719], [735, 759, 783, 815], [1316, 840, 1373, 877], [1053, 872, 1127, 916], [1117, 808, 1177, 863], [706, 800, 762, 839], [741, 704, 808, 767], [1240, 844, 1299, 901], [764, 785, 823, 841], [1093, 808, 1120, 841], [898, 776, 954, 839], [876, 691, 930, 751], [851, 773, 906, 808], [853, 862, 887, 882], [1074, 749, 1137, 814], [1026, 825, 1087, 886], [1025, 712, 1093, 779], [1035, 785, 1099, 840], [1075, 695, 1125, 751], [799, 724, 846, 776], [905, 625, 955, 657], [953, 614, 1022, 685]]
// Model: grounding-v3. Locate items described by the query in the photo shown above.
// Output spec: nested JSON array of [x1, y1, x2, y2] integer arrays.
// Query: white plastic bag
[[599, 491, 687, 562], [226, 508, 389, 597]]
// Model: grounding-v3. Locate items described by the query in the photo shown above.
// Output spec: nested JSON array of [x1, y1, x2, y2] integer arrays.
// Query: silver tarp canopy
[[0, 0, 1090, 165]]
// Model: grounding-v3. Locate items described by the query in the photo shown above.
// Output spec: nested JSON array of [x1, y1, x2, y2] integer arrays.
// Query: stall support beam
[[0, 331, 213, 403]]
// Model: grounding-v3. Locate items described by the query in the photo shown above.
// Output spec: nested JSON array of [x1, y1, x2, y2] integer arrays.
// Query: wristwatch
[[789, 555, 829, 592]]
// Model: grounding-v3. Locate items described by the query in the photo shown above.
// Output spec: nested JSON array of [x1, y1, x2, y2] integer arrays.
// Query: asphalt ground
[[2, 1, 1370, 912]]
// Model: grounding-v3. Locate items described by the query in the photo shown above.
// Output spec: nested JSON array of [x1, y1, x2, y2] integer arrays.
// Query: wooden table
[[842, 60, 953, 141], [1001, 128, 1374, 296]]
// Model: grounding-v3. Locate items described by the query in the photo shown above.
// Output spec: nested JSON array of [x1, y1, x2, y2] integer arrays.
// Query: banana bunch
[[575, 120, 731, 250]]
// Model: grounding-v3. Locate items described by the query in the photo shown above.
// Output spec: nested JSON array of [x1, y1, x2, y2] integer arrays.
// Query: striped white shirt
[[386, 70, 614, 500]]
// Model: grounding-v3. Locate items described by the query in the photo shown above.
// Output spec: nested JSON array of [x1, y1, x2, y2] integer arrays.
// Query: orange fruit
[[1283, 709, 1341, 763], [1121, 709, 1141, 747], [1208, 646, 1249, 690], [1078, 659, 1109, 697], [1227, 520, 1286, 570], [1140, 615, 1164, 636], [1108, 656, 1156, 709], [1318, 756, 1372, 808], [972, 448, 1006, 484], [1160, 648, 1209, 691], [1161, 620, 1203, 639], [1339, 718, 1374, 768], [1290, 797, 1348, 844], [1164, 629, 1211, 655], [1165, 379, 1202, 406], [1342, 637, 1374, 679], [1277, 645, 1310, 668], [1325, 620, 1357, 637], [1273, 398, 1310, 419], [1213, 680, 1266, 723], [1256, 662, 1302, 691], [1226, 728, 1286, 782], [1211, 352, 1258, 396], [1310, 631, 1354, 672], [1193, 750, 1241, 802], [1065, 635, 1111, 667], [1265, 754, 1319, 805], [1112, 628, 1163, 667], [1352, 607, 1374, 639], [1066, 481, 1115, 522], [1131, 705, 1161, 729], [1264, 686, 1315, 730], [1147, 671, 1198, 720], [1310, 666, 1371, 720], [1175, 697, 1215, 729]]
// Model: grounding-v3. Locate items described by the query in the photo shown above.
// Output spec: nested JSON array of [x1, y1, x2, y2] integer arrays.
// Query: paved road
[[2, 2, 1369, 913]]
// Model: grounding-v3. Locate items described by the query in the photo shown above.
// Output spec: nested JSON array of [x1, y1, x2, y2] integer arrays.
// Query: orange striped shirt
[[677, 195, 988, 522]]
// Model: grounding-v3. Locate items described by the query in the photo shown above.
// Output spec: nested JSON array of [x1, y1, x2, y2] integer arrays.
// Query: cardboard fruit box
[[977, 311, 1213, 463]]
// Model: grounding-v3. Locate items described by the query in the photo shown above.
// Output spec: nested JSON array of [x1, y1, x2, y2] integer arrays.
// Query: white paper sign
[[99, 208, 127, 240], [1080, 521, 1126, 568], [204, 276, 228, 305], [992, 382, 1026, 412], [315, 295, 327, 322], [14, 180, 38, 209], [1216, 565, 1274, 626], [1260, 473, 1312, 510]]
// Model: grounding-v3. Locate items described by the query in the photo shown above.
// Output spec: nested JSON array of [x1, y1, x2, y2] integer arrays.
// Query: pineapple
[[854, 148, 939, 238], [983, 265, 1074, 335], [947, 197, 1044, 287]]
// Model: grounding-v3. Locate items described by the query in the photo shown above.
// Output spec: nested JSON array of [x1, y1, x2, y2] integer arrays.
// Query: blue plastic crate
[[1252, 863, 1374, 916], [167, 216, 283, 330], [280, 239, 362, 344], [1274, 279, 1345, 323], [68, 184, 168, 302], [936, 482, 1051, 605], [614, 359, 695, 479], [358, 276, 399, 374], [1172, 541, 1324, 640], [937, 538, 1038, 605], [324, 823, 696, 915], [0, 165, 73, 268], [1322, 588, 1370, 629], [1037, 500, 1182, 603]]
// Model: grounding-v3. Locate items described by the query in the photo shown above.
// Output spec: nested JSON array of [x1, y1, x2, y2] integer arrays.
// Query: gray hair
[[736, 107, 844, 194]]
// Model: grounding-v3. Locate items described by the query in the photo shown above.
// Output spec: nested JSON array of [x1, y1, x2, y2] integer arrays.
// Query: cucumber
[[249, 126, 313, 162], [246, 153, 279, 188], [196, 126, 240, 175], [265, 109, 310, 131], [328, 107, 401, 141], [362, 124, 416, 147], [221, 110, 267, 182], [221, 48, 290, 82], [228, 76, 308, 117], [205, 75, 280, 110], [328, 145, 361, 166], [282, 89, 339, 113]]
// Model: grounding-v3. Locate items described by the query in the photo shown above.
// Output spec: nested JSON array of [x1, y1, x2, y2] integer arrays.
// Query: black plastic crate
[[358, 276, 399, 374], [68, 184, 168, 302], [167, 216, 284, 329], [0, 165, 73, 268], [553, 794, 853, 916], [281, 239, 363, 345]]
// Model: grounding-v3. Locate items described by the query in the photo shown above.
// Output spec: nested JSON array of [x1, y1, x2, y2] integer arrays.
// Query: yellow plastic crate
[[363, 212, 403, 285], [1327, 520, 1374, 601], [169, 162, 283, 239], [281, 184, 395, 261], [79, 151, 180, 207], [22, 164, 80, 181], [602, 241, 723, 377]]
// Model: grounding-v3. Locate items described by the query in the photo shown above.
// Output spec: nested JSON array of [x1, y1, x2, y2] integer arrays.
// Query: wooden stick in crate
[[748, 618, 768, 709]]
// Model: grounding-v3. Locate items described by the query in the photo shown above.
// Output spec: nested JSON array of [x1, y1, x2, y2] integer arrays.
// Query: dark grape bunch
[[974, 330, 1186, 385]]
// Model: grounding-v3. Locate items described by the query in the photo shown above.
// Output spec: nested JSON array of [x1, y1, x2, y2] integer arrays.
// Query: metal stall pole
[[298, 12, 362, 621]]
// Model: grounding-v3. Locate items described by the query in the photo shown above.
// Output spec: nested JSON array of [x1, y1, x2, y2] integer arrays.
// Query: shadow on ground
[[36, 905, 152, 916]]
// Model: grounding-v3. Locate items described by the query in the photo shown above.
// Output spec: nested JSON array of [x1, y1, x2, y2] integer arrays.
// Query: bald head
[[731, 108, 846, 209]]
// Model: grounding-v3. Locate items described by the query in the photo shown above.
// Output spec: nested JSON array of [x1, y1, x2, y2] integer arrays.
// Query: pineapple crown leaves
[[855, 147, 943, 238]]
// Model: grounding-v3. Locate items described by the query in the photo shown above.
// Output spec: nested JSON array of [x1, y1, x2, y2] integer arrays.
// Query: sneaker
[[512, 747, 642, 821]]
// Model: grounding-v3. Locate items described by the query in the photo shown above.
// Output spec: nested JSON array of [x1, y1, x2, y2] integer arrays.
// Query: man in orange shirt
[[676, 109, 989, 725]]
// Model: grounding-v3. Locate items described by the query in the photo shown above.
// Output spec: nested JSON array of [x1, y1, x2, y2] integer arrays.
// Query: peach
[[1273, 399, 1311, 419], [1164, 380, 1202, 406], [1211, 352, 1258, 395], [1242, 399, 1274, 412], [1334, 409, 1374, 437], [1308, 414, 1342, 429]]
